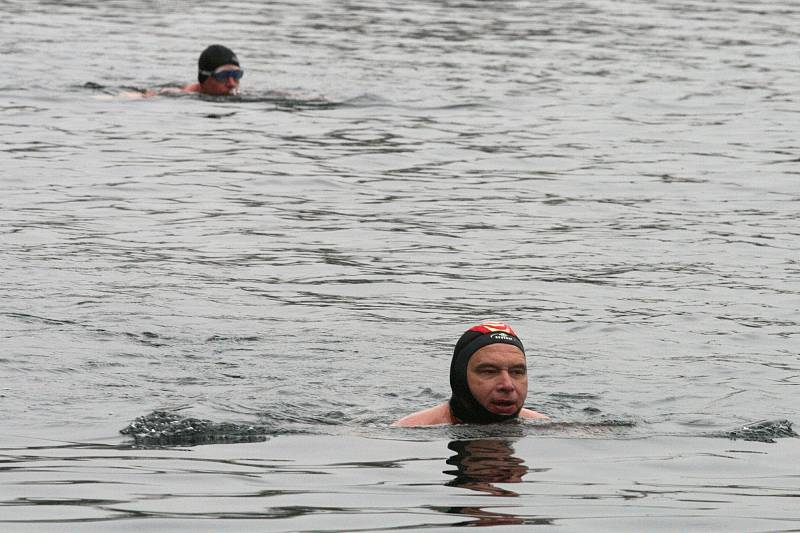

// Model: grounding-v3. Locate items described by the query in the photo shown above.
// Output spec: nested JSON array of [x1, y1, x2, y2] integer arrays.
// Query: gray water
[[1, 0, 799, 530]]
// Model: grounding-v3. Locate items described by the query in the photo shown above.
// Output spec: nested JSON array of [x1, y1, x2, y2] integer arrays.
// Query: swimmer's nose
[[496, 371, 514, 392]]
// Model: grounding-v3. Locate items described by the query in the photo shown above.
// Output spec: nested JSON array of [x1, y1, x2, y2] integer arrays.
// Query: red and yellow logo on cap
[[468, 321, 517, 337]]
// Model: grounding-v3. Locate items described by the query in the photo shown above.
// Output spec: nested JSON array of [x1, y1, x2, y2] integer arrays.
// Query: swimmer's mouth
[[489, 400, 518, 414]]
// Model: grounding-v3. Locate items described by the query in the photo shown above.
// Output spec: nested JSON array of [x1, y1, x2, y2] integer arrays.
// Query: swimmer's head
[[198, 44, 240, 83], [449, 322, 527, 424]]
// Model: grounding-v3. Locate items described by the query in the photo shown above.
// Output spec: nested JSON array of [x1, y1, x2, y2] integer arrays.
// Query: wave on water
[[120, 409, 797, 447], [120, 410, 271, 447], [711, 419, 798, 444], [120, 408, 344, 447], [189, 90, 394, 110], [437, 419, 637, 442], [79, 81, 382, 110]]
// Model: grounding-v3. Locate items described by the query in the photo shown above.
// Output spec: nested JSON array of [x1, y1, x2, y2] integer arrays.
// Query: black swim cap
[[198, 44, 240, 83], [449, 322, 526, 424]]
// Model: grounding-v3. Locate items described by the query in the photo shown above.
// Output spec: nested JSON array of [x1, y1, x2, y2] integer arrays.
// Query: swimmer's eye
[[475, 366, 500, 376], [474, 366, 527, 377]]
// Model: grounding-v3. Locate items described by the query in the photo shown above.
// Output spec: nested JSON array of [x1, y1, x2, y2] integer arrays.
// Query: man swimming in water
[[182, 44, 243, 96], [120, 44, 242, 98], [392, 322, 547, 426]]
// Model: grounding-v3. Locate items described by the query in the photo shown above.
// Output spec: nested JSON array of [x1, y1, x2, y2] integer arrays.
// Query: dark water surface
[[2, 435, 799, 531], [1, 0, 798, 529]]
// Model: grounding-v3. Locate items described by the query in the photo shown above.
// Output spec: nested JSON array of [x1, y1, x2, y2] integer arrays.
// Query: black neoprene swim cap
[[198, 44, 240, 83], [449, 322, 526, 424]]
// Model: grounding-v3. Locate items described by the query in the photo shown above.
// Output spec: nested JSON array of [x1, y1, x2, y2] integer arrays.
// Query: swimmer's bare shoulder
[[392, 403, 548, 427], [519, 408, 548, 420], [391, 403, 454, 427]]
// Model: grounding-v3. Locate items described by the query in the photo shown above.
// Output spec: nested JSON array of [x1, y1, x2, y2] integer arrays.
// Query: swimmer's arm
[[116, 89, 159, 99], [115, 83, 199, 99]]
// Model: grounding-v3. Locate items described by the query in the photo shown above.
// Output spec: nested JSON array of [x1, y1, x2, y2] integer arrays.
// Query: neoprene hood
[[449, 322, 526, 424]]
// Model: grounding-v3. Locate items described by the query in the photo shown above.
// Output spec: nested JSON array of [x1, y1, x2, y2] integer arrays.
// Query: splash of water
[[714, 419, 798, 444], [120, 410, 269, 447]]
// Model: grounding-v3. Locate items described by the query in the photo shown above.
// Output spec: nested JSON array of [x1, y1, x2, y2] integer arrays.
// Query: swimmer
[[182, 44, 243, 96], [118, 44, 243, 98], [392, 322, 547, 427]]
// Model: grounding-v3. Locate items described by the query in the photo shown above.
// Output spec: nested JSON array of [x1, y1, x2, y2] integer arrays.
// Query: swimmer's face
[[467, 344, 528, 416], [200, 63, 242, 96]]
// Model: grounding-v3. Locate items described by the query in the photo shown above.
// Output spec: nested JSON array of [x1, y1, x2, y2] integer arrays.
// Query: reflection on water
[[1, 435, 798, 530], [441, 439, 553, 526], [445, 439, 529, 496], [432, 505, 549, 528]]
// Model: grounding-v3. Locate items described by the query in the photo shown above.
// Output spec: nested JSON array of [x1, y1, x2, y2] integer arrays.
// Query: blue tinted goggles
[[201, 69, 244, 82]]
